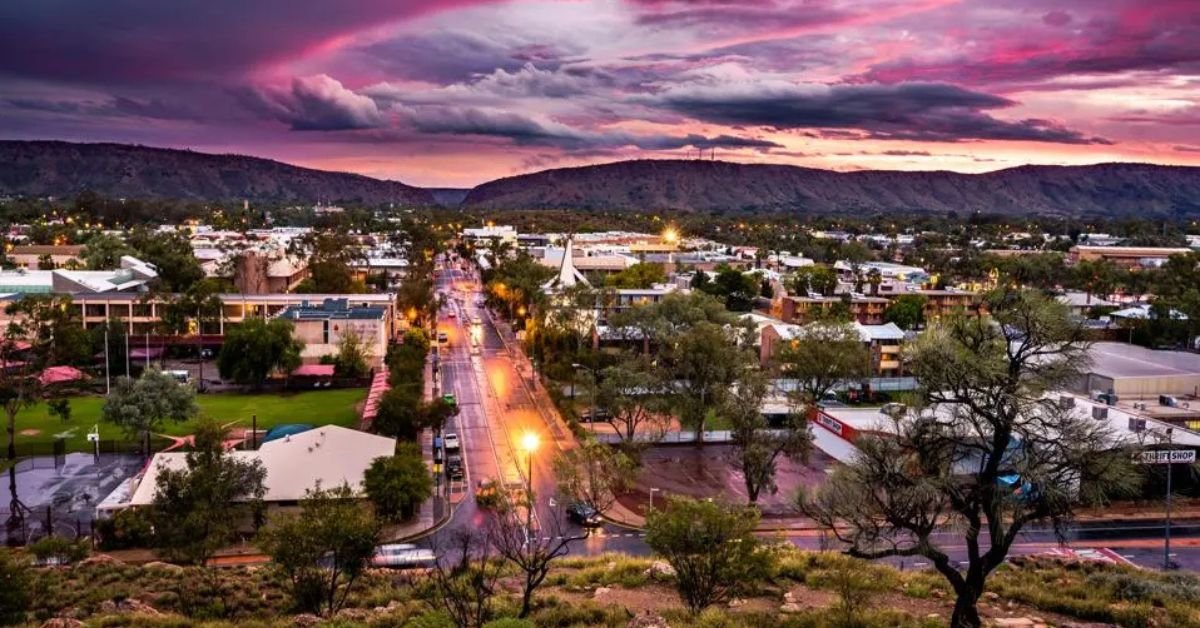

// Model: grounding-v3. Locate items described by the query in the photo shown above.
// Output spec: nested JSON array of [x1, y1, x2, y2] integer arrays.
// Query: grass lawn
[[5, 388, 368, 457]]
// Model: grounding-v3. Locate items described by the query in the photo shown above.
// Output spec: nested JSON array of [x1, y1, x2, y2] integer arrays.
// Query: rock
[[79, 554, 122, 567], [727, 598, 746, 608], [121, 599, 161, 616], [783, 591, 796, 603], [643, 560, 676, 579], [334, 608, 371, 622], [292, 614, 322, 627], [627, 611, 670, 628], [143, 561, 184, 573], [40, 619, 85, 628], [594, 586, 613, 599], [991, 619, 1036, 627], [780, 602, 803, 614], [931, 589, 946, 599], [926, 614, 941, 620], [606, 561, 617, 570], [983, 592, 1000, 601]]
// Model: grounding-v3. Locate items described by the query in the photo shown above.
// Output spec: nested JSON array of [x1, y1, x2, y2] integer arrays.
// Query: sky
[[1, 0, 1198, 188]]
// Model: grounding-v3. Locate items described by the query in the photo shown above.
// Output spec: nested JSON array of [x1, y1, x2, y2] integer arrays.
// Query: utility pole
[[103, 327, 110, 395], [124, 325, 130, 378], [1165, 428, 1175, 570]]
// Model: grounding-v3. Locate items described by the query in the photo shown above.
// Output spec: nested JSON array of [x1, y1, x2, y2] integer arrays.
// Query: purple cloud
[[643, 80, 1111, 144], [240, 75, 384, 131]]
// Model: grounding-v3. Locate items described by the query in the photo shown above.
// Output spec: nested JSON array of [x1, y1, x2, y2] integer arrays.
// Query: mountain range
[[2, 140, 1199, 217]]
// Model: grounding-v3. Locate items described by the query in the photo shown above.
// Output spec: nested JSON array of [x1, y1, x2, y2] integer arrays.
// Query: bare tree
[[487, 499, 587, 618], [800, 288, 1140, 628], [552, 439, 636, 515], [427, 527, 504, 628]]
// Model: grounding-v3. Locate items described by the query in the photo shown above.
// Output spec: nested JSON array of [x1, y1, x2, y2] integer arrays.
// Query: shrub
[[0, 550, 31, 626], [29, 535, 90, 565], [95, 508, 155, 550], [482, 619, 535, 628]]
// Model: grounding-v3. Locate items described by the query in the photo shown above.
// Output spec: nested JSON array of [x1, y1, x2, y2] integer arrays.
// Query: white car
[[444, 433, 461, 451]]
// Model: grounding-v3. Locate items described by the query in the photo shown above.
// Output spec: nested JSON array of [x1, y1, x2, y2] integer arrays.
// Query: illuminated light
[[662, 226, 680, 245], [521, 432, 540, 453]]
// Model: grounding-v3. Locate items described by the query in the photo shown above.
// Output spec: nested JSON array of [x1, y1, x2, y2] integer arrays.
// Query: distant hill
[[462, 159, 1200, 216], [0, 140, 435, 206]]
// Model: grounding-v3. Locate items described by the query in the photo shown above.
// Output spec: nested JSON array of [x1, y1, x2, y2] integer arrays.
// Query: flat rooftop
[[1088, 342, 1200, 379]]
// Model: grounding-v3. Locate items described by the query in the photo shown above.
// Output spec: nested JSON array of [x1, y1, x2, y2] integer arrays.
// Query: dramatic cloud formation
[[0, 0, 1196, 186], [241, 75, 384, 131]]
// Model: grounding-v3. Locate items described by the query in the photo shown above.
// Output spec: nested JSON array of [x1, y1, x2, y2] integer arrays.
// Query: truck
[[443, 432, 463, 479]]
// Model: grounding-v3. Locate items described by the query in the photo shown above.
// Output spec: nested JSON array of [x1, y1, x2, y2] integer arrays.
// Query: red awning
[[291, 364, 336, 377], [39, 365, 86, 386]]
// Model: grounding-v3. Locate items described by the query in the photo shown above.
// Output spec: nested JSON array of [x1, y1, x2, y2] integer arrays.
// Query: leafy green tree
[[258, 483, 380, 616], [668, 321, 753, 444], [788, 265, 838, 296], [363, 444, 433, 521], [604, 262, 666, 289], [591, 353, 671, 447], [331, 328, 370, 378], [127, 228, 205, 292], [217, 318, 303, 389], [727, 373, 809, 504], [552, 439, 636, 516], [644, 496, 770, 614], [801, 288, 1140, 628], [291, 230, 365, 294], [1, 295, 92, 459], [705, 266, 760, 311], [152, 418, 267, 565], [82, 232, 134, 269], [0, 549, 31, 625], [103, 369, 198, 454], [774, 322, 869, 406], [884, 294, 927, 331]]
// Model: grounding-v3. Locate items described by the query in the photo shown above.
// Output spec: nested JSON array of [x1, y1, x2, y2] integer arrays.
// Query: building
[[8, 245, 86, 269], [1077, 341, 1200, 401], [1056, 291, 1120, 316], [278, 298, 390, 365], [0, 256, 158, 295], [760, 321, 906, 377], [772, 294, 889, 325], [1069, 245, 1191, 269], [909, 289, 982, 320], [102, 425, 396, 512]]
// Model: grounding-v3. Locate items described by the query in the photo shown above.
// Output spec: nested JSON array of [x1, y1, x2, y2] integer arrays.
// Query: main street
[[424, 259, 1200, 571]]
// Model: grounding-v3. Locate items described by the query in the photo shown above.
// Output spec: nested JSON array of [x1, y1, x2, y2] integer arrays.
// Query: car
[[566, 502, 603, 527], [579, 408, 611, 423], [371, 544, 436, 569], [438, 331, 449, 344], [442, 393, 457, 407], [443, 432, 460, 450], [447, 310, 457, 318], [445, 454, 464, 479]]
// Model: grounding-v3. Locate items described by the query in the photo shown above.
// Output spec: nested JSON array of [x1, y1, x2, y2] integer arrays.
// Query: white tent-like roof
[[122, 425, 396, 507]]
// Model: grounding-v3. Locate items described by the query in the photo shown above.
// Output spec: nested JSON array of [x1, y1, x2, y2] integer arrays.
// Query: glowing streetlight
[[521, 432, 540, 536], [662, 226, 680, 245]]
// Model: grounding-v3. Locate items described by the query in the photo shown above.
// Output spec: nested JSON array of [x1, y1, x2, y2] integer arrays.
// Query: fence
[[591, 429, 792, 445]]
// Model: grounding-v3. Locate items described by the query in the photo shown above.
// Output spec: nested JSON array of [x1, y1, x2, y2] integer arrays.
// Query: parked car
[[566, 502, 603, 527], [438, 331, 449, 344], [445, 454, 464, 479], [371, 544, 436, 569], [579, 408, 611, 423], [444, 432, 460, 450]]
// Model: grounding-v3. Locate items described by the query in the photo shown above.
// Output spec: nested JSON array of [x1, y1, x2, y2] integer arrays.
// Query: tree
[[1, 295, 93, 460], [706, 266, 760, 312], [788, 265, 837, 296], [552, 439, 635, 516], [0, 550, 31, 626], [151, 418, 266, 565], [488, 501, 586, 618], [604, 262, 667, 289], [667, 321, 752, 445], [217, 318, 303, 389], [800, 288, 1140, 628], [157, 279, 224, 337], [258, 483, 380, 616], [290, 230, 364, 294], [644, 496, 770, 614], [591, 353, 671, 449], [884, 294, 926, 331], [331, 328, 370, 378], [127, 228, 204, 292], [726, 373, 809, 504], [82, 232, 135, 269], [363, 444, 433, 522], [774, 322, 869, 406], [103, 369, 198, 455]]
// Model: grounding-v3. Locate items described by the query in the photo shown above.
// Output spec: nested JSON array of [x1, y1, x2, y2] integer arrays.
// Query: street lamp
[[572, 362, 598, 421], [520, 432, 540, 537], [648, 487, 661, 512]]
